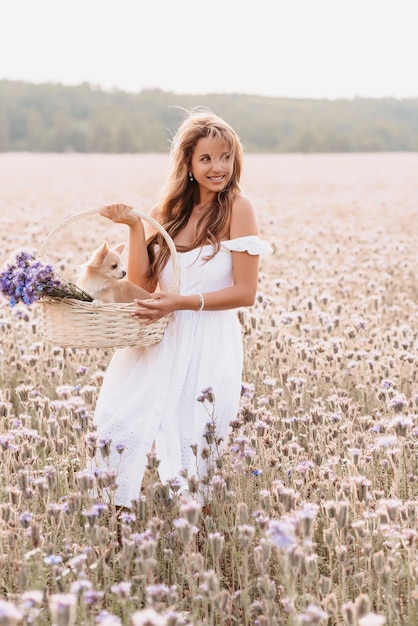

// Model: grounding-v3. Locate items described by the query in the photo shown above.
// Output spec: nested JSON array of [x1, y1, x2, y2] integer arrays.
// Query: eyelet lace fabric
[[93, 236, 272, 506]]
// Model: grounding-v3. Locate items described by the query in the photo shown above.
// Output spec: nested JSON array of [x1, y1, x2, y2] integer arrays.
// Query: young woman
[[94, 109, 271, 506]]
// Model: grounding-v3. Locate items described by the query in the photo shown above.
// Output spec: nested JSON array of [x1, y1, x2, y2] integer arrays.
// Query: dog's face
[[85, 241, 126, 280]]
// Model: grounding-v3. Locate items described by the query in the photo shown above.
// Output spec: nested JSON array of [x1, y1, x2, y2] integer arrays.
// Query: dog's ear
[[114, 243, 126, 256], [89, 241, 109, 266]]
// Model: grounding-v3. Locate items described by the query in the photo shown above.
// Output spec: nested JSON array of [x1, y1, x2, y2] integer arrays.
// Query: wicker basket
[[37, 207, 180, 349]]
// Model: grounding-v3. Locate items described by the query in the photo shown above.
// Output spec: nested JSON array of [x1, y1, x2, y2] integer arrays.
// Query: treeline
[[1, 80, 417, 153]]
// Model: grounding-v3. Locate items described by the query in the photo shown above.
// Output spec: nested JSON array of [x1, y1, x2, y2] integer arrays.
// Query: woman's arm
[[100, 204, 157, 292], [192, 194, 260, 310]]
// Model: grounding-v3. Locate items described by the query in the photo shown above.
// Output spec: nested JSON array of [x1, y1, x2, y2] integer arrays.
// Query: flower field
[[0, 152, 417, 625]]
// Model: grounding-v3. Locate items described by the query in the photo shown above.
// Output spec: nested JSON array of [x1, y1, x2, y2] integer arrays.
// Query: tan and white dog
[[77, 241, 150, 304]]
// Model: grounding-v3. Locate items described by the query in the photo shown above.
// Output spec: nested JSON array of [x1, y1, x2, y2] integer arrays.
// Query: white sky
[[1, 0, 417, 99]]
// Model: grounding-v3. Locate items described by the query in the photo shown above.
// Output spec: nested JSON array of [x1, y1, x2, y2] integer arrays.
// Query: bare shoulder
[[144, 205, 161, 237], [230, 194, 259, 238], [149, 205, 160, 220]]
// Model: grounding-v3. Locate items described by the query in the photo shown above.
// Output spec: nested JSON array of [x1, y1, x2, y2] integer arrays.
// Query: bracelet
[[195, 293, 205, 312]]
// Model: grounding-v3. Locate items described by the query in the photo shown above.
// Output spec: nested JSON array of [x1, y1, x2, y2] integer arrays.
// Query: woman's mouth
[[208, 175, 225, 182]]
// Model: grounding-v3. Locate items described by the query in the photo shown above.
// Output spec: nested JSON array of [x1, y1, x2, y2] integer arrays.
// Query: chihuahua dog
[[77, 241, 150, 304]]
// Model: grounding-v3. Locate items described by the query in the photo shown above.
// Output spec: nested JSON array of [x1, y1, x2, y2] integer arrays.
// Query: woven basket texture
[[37, 207, 179, 349]]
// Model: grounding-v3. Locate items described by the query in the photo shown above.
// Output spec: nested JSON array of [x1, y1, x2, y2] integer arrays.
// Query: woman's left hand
[[99, 203, 140, 226], [132, 292, 178, 323]]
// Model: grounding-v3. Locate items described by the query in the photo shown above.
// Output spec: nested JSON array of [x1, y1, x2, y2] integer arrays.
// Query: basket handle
[[37, 206, 180, 292]]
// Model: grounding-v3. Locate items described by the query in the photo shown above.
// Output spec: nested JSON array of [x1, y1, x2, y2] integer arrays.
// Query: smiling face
[[190, 136, 234, 201]]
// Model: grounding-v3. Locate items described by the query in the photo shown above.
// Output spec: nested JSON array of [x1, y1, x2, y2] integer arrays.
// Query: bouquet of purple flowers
[[0, 249, 92, 307]]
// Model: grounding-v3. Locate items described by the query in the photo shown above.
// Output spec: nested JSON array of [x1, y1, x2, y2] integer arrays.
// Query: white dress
[[93, 235, 272, 507]]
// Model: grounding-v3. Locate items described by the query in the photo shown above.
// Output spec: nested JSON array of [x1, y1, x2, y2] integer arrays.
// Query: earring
[[188, 172, 194, 182]]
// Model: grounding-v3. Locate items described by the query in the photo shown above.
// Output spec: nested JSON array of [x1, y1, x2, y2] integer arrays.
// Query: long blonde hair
[[146, 108, 243, 280]]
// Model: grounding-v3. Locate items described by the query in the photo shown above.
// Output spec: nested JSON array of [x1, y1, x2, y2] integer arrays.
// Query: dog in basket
[[77, 241, 150, 305]]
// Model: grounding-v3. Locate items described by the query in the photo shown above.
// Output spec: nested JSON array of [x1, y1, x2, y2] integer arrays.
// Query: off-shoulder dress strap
[[221, 235, 272, 255]]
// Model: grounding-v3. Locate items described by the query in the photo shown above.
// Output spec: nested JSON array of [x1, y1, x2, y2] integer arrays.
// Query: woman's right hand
[[100, 203, 140, 227]]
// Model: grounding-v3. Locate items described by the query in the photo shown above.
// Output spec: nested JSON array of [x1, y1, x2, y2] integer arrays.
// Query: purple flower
[[390, 395, 407, 412], [18, 511, 33, 528], [267, 519, 297, 551], [96, 610, 122, 625], [44, 554, 63, 565], [0, 248, 92, 307], [198, 387, 215, 403], [382, 379, 395, 389], [295, 460, 315, 475], [111, 581, 131, 598], [83, 589, 104, 606], [298, 604, 328, 623], [0, 599, 23, 624], [241, 382, 255, 399]]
